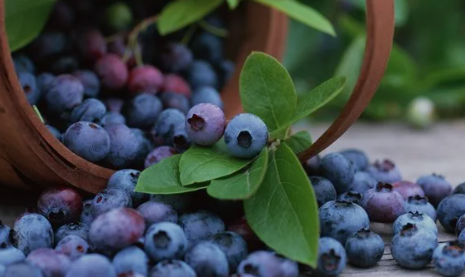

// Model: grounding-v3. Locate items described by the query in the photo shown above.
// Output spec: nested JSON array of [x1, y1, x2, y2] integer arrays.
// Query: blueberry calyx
[[173, 134, 189, 149], [400, 223, 418, 236], [334, 200, 352, 207], [242, 263, 260, 275], [237, 131, 252, 148], [408, 195, 428, 204], [443, 241, 465, 257], [356, 228, 372, 238], [153, 231, 171, 249], [321, 249, 342, 271], [346, 191, 362, 200], [187, 114, 205, 131], [432, 173, 445, 179], [374, 160, 395, 172], [375, 182, 393, 192], [409, 211, 424, 219], [49, 210, 66, 222]]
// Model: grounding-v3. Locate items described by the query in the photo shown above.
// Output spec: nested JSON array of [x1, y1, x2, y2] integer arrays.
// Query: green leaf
[[207, 148, 269, 200], [284, 131, 312, 154], [244, 143, 319, 267], [158, 0, 223, 35], [6, 0, 57, 52], [253, 0, 335, 36], [135, 155, 208, 194], [240, 52, 297, 135], [270, 77, 346, 138], [226, 0, 240, 9], [179, 142, 252, 186]]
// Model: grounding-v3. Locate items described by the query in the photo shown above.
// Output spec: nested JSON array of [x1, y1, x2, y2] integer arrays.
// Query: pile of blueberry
[[310, 150, 465, 276], [13, 0, 235, 169]]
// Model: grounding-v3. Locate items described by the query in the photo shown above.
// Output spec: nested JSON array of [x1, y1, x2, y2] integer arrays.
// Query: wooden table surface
[[1, 121, 464, 276]]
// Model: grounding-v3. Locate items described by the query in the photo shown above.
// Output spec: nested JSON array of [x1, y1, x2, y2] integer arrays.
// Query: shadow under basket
[[0, 0, 395, 194]]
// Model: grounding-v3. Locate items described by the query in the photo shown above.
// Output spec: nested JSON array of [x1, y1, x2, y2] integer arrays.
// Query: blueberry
[[185, 241, 229, 277], [153, 109, 187, 146], [208, 231, 248, 272], [456, 214, 465, 236], [191, 32, 224, 63], [0, 222, 11, 249], [17, 71, 40, 105], [339, 149, 369, 171], [37, 186, 83, 226], [0, 264, 4, 277], [45, 75, 84, 116], [191, 86, 223, 109], [89, 208, 145, 254], [391, 223, 437, 269], [433, 241, 465, 277], [417, 173, 452, 207], [144, 222, 188, 262], [161, 92, 190, 114], [215, 60, 235, 88], [150, 194, 194, 213], [309, 176, 337, 207], [459, 230, 465, 245], [128, 66, 163, 95], [132, 130, 153, 168], [393, 211, 437, 235], [112, 246, 148, 276], [404, 195, 437, 221], [319, 200, 369, 244], [103, 124, 140, 168], [105, 2, 133, 32], [55, 235, 89, 261], [13, 213, 53, 255], [26, 248, 71, 276], [366, 159, 402, 184], [437, 194, 465, 232], [73, 70, 100, 98], [162, 74, 192, 98], [13, 55, 35, 73], [180, 210, 225, 245], [51, 56, 79, 75], [80, 200, 94, 226], [77, 29, 107, 61], [0, 247, 26, 266], [104, 98, 125, 113], [55, 222, 89, 243], [36, 73, 56, 96], [303, 155, 321, 176], [92, 188, 132, 216], [150, 260, 196, 277], [315, 237, 347, 277], [101, 112, 126, 127], [319, 153, 355, 194], [348, 171, 377, 194], [187, 60, 218, 89], [46, 125, 62, 141], [392, 180, 425, 200], [124, 93, 162, 129], [144, 146, 177, 168], [30, 32, 67, 61], [237, 251, 298, 277], [94, 54, 128, 90], [137, 201, 178, 226], [66, 254, 116, 277], [362, 183, 405, 223], [158, 43, 193, 73], [186, 103, 225, 146], [345, 228, 384, 268], [107, 169, 147, 207], [63, 122, 110, 162], [4, 262, 43, 277], [338, 191, 363, 205]]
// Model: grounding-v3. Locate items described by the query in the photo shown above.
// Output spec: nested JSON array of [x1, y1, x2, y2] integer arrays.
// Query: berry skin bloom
[[186, 103, 225, 146]]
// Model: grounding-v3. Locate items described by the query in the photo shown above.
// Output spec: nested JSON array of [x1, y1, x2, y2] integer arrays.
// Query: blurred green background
[[284, 0, 465, 122]]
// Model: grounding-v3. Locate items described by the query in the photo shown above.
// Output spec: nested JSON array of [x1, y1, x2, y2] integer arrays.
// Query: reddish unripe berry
[[363, 183, 405, 223], [162, 74, 191, 98], [26, 248, 71, 276], [128, 65, 163, 95], [77, 29, 107, 61], [392, 180, 425, 200], [37, 187, 83, 226], [94, 54, 128, 90]]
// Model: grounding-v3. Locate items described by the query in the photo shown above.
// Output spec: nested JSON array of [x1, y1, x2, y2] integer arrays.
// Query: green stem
[[198, 20, 229, 37]]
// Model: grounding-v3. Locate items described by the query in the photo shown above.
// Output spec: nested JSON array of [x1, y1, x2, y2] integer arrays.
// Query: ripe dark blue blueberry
[[151, 259, 196, 277], [316, 237, 347, 277], [124, 93, 163, 129], [92, 188, 132, 216], [362, 183, 405, 223], [456, 214, 465, 236], [37, 73, 56, 96], [345, 228, 384, 268], [191, 86, 223, 108], [404, 195, 437, 221], [73, 70, 100, 98], [367, 159, 402, 184], [0, 221, 11, 249], [46, 125, 62, 141], [319, 153, 355, 194], [103, 124, 140, 168], [3, 262, 43, 277], [13, 54, 35, 73], [45, 75, 84, 116], [70, 98, 106, 123], [107, 169, 147, 207], [55, 222, 89, 243], [112, 246, 148, 276], [0, 247, 26, 266], [433, 241, 465, 277], [180, 210, 225, 245], [185, 241, 229, 277], [132, 128, 154, 167], [144, 146, 178, 168], [417, 173, 452, 207], [37, 186, 83, 226], [391, 223, 437, 269], [187, 60, 218, 89], [144, 222, 188, 262], [224, 113, 268, 159], [393, 211, 437, 235], [349, 171, 377, 194], [17, 71, 41, 105], [153, 108, 186, 145], [453, 182, 465, 194], [339, 148, 369, 171], [13, 213, 54, 255], [392, 180, 425, 200], [191, 32, 224, 63], [51, 55, 79, 74], [137, 201, 178, 226], [309, 176, 337, 207], [30, 32, 67, 61], [26, 248, 71, 276], [100, 111, 126, 127], [128, 65, 163, 95], [94, 54, 128, 90], [208, 231, 248, 272], [80, 200, 94, 226], [304, 155, 320, 176], [104, 98, 124, 113], [63, 122, 110, 162], [237, 251, 298, 277], [319, 200, 369, 244], [55, 235, 89, 261], [159, 43, 193, 73], [337, 191, 363, 206], [186, 103, 226, 146], [161, 92, 190, 114], [66, 254, 116, 277], [437, 194, 465, 232], [89, 208, 145, 254]]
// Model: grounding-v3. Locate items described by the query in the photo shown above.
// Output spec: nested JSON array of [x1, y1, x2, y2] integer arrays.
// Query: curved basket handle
[[298, 0, 395, 162]]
